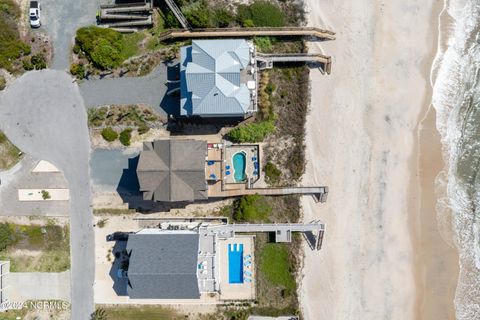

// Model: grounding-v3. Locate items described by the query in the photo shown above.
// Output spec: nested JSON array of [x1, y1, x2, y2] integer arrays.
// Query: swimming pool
[[232, 152, 247, 182], [228, 243, 244, 284]]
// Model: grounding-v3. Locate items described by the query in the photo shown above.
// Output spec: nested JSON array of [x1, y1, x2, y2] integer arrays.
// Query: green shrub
[[22, 58, 34, 71], [242, 19, 255, 27], [234, 194, 272, 222], [0, 223, 13, 251], [70, 63, 85, 79], [163, 10, 181, 29], [213, 7, 233, 27], [237, 1, 285, 27], [75, 26, 125, 70], [137, 124, 150, 135], [228, 121, 275, 143], [101, 127, 118, 142], [264, 161, 281, 185], [253, 36, 276, 53], [182, 1, 211, 28], [119, 128, 132, 146], [30, 53, 46, 69], [41, 190, 51, 200], [0, 76, 6, 90]]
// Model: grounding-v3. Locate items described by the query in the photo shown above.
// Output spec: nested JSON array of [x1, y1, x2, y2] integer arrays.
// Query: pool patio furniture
[[208, 160, 215, 165], [226, 171, 231, 175], [245, 278, 252, 283], [244, 271, 252, 277], [209, 174, 217, 179], [226, 165, 231, 170]]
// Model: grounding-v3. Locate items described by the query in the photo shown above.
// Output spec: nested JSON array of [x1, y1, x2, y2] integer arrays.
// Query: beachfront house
[[180, 39, 257, 118]]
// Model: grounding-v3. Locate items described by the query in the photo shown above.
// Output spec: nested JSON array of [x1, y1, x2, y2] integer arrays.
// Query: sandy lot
[[299, 0, 457, 319]]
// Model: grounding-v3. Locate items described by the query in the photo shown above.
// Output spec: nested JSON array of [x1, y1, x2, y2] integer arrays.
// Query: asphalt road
[[0, 70, 94, 319], [39, 0, 97, 70]]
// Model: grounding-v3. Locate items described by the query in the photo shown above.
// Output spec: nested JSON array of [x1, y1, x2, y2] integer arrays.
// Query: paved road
[[40, 0, 97, 70], [0, 70, 94, 319], [79, 64, 179, 117], [0, 155, 69, 216], [8, 271, 70, 302]]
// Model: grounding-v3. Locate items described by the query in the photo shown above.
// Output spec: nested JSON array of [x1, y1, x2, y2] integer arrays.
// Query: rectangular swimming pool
[[228, 243, 244, 284]]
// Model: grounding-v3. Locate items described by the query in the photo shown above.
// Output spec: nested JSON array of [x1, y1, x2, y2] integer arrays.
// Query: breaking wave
[[432, 0, 480, 318]]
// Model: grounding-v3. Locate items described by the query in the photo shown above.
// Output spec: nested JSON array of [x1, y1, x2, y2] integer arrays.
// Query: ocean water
[[432, 0, 480, 318]]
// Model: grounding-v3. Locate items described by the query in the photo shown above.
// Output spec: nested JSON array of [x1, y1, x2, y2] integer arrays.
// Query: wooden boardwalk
[[256, 52, 333, 74], [158, 27, 336, 41]]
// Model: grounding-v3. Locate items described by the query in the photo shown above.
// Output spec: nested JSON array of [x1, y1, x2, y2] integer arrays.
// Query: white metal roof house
[[180, 39, 257, 118]]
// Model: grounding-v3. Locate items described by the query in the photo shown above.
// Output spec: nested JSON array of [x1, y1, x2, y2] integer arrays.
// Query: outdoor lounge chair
[[207, 160, 215, 165], [254, 162, 259, 169], [226, 171, 231, 175], [245, 278, 252, 283], [244, 271, 252, 277], [226, 165, 231, 170]]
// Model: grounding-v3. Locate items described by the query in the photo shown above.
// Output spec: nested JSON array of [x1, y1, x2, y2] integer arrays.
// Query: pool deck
[[218, 236, 255, 300], [224, 145, 259, 185]]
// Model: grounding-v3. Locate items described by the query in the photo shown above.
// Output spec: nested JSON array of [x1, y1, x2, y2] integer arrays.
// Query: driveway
[[8, 271, 70, 302], [39, 0, 97, 70], [79, 63, 179, 117], [0, 155, 69, 216], [0, 70, 94, 319]]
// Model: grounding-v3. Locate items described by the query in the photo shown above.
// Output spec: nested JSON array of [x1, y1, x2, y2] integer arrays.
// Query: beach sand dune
[[300, 0, 457, 319]]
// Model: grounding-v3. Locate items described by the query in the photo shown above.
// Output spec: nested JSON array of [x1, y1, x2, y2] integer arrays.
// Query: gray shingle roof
[[180, 39, 252, 116], [136, 140, 208, 202], [126, 232, 200, 299]]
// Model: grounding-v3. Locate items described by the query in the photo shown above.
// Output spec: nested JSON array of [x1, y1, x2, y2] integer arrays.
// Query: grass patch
[[0, 131, 22, 171], [227, 121, 275, 143], [233, 195, 272, 222], [93, 305, 183, 320], [264, 162, 281, 186], [121, 32, 146, 60], [0, 222, 70, 272], [93, 208, 136, 215], [236, 1, 285, 27], [259, 243, 296, 291]]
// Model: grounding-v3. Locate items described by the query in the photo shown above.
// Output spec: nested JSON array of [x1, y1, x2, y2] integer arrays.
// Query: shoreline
[[412, 0, 459, 318]]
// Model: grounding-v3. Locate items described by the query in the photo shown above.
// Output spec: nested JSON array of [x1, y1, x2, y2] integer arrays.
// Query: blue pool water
[[232, 152, 247, 182], [228, 243, 244, 284]]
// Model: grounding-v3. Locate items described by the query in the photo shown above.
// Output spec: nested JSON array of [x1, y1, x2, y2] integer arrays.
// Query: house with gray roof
[[126, 231, 200, 299], [136, 139, 208, 202], [180, 39, 257, 117]]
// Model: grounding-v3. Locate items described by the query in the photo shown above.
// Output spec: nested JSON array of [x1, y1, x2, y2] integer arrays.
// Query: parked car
[[29, 1, 41, 28], [106, 232, 132, 242]]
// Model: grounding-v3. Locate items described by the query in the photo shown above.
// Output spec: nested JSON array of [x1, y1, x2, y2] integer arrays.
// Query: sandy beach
[[300, 0, 459, 319]]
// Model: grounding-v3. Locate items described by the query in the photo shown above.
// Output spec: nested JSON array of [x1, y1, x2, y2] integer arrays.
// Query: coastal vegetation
[[100, 127, 118, 142], [234, 194, 272, 222], [227, 120, 275, 143], [91, 305, 181, 320], [0, 222, 70, 272], [0, 131, 22, 171]]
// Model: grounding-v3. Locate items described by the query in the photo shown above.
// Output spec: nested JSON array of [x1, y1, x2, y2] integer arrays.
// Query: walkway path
[[0, 70, 94, 320]]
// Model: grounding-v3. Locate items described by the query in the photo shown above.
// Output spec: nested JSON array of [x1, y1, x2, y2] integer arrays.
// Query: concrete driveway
[[0, 155, 69, 216], [8, 271, 70, 302], [0, 70, 94, 319], [39, 0, 97, 69]]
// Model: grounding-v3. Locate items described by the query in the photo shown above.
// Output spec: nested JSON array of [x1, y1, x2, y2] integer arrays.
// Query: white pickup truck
[[29, 1, 41, 28]]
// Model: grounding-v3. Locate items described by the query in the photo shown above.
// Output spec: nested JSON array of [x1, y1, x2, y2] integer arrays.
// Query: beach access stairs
[[204, 221, 325, 250], [256, 52, 333, 74], [163, 0, 192, 30]]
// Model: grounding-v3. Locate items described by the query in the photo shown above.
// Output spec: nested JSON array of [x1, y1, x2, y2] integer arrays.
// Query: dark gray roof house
[[126, 232, 201, 299], [136, 139, 208, 202]]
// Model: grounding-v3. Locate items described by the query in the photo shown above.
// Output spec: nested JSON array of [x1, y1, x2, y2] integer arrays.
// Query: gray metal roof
[[180, 39, 252, 117], [136, 140, 208, 202], [126, 232, 200, 299]]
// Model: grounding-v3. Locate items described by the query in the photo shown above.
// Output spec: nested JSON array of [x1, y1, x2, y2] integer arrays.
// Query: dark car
[[106, 232, 132, 242]]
